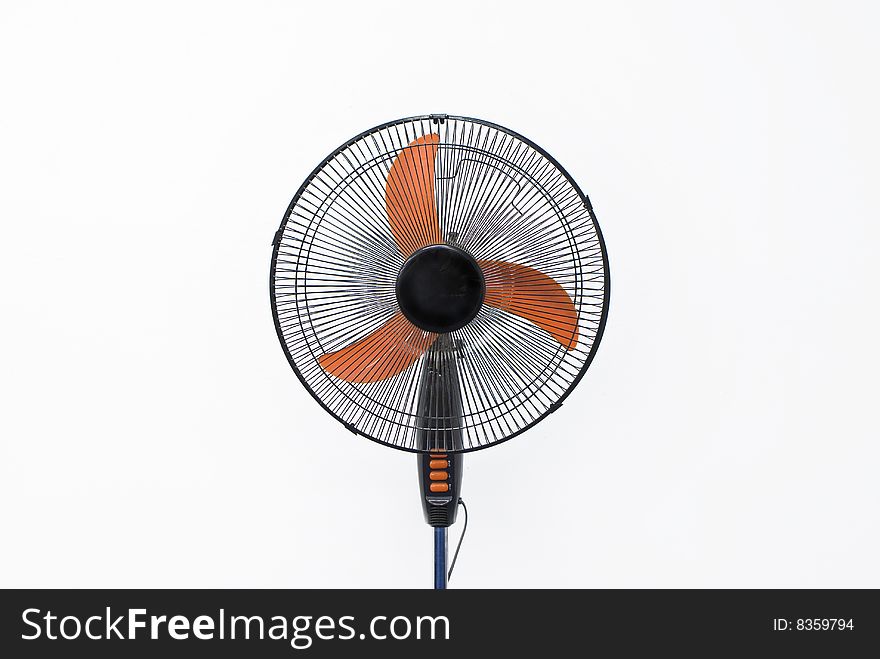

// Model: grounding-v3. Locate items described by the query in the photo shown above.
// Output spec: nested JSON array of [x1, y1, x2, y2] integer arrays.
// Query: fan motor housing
[[395, 244, 485, 334]]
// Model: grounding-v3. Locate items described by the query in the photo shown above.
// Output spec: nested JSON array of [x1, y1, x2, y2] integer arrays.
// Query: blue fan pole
[[434, 527, 447, 589]]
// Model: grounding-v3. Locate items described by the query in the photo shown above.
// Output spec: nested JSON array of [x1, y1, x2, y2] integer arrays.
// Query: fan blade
[[479, 260, 579, 350], [386, 134, 441, 257], [318, 312, 438, 383]]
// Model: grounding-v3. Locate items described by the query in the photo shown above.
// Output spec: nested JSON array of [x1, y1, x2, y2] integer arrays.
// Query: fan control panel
[[418, 452, 462, 528]]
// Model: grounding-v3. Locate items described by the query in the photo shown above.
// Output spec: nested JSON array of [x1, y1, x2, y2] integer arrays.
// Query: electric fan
[[270, 115, 609, 588]]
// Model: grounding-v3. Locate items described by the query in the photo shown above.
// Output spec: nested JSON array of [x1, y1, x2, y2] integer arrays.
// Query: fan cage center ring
[[395, 244, 486, 334]]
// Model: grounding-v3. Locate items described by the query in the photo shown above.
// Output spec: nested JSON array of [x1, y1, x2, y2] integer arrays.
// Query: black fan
[[271, 115, 609, 587]]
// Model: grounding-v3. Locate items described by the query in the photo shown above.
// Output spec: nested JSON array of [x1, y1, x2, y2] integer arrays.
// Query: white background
[[1, 1, 878, 588]]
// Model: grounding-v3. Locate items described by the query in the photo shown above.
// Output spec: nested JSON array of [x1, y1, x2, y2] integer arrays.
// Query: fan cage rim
[[269, 114, 611, 454]]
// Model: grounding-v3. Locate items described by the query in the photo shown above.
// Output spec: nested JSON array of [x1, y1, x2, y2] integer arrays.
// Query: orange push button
[[429, 459, 449, 469], [429, 471, 448, 481], [431, 454, 448, 459], [429, 482, 450, 493]]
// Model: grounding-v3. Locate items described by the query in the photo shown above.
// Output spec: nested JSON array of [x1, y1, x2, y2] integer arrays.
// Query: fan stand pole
[[434, 527, 447, 589]]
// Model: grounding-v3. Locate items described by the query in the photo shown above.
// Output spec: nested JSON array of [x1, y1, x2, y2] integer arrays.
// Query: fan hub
[[396, 245, 485, 333]]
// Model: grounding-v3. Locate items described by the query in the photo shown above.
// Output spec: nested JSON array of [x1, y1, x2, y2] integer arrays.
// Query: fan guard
[[271, 115, 609, 452]]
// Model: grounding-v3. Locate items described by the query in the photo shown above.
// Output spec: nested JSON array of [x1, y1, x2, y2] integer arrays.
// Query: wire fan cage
[[271, 115, 609, 452]]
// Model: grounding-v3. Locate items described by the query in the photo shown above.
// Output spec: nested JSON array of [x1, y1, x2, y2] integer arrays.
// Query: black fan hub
[[396, 245, 485, 333]]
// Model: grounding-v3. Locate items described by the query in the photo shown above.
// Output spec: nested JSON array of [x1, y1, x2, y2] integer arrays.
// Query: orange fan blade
[[386, 134, 441, 257], [479, 260, 579, 350], [318, 312, 437, 383]]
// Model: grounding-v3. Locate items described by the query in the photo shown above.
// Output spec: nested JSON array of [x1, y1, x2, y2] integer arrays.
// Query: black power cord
[[446, 498, 468, 582]]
